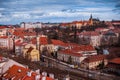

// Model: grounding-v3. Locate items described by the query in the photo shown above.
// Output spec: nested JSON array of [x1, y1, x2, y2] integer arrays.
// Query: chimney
[[64, 77, 70, 80], [27, 71, 32, 77], [35, 74, 41, 80], [18, 69, 22, 73], [41, 76, 46, 80], [35, 69, 40, 74], [42, 72, 47, 77], [49, 73, 54, 79]]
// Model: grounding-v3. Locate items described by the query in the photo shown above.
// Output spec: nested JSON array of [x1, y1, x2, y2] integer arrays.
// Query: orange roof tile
[[59, 49, 83, 57], [46, 77, 54, 80], [72, 45, 95, 51], [31, 38, 37, 44], [80, 31, 99, 36], [83, 55, 106, 63], [109, 58, 120, 64], [51, 39, 66, 46], [23, 72, 36, 80], [15, 40, 22, 46], [40, 76, 54, 80], [3, 65, 29, 80], [0, 26, 7, 29], [0, 36, 8, 39], [40, 37, 48, 45], [65, 43, 79, 48]]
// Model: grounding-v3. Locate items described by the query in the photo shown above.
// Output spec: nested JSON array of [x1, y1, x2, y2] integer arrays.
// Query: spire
[[89, 14, 93, 25], [90, 14, 92, 20]]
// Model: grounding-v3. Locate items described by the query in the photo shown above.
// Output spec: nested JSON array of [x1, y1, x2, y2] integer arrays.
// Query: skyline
[[0, 0, 120, 25]]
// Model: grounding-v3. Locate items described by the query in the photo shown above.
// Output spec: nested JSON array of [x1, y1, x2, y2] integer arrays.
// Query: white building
[[79, 31, 101, 47], [0, 57, 26, 75], [0, 36, 13, 50], [20, 22, 42, 29]]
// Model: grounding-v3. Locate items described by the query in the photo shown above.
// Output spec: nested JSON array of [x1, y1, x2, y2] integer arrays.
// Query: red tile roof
[[60, 23, 70, 27], [83, 55, 106, 63], [65, 43, 79, 48], [31, 37, 48, 45], [72, 45, 95, 51], [95, 28, 106, 31], [72, 21, 83, 24], [109, 58, 120, 64], [40, 37, 48, 45], [0, 36, 8, 39], [45, 77, 54, 80], [59, 49, 83, 57], [3, 65, 29, 80], [51, 39, 66, 46], [39, 76, 54, 80], [111, 28, 120, 33], [3, 65, 54, 80], [0, 26, 7, 29], [15, 40, 22, 46], [13, 30, 36, 38], [31, 38, 37, 44], [80, 31, 99, 36], [22, 72, 36, 80]]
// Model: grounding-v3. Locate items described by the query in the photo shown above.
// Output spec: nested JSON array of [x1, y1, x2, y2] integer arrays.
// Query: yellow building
[[23, 44, 40, 61], [81, 55, 107, 69]]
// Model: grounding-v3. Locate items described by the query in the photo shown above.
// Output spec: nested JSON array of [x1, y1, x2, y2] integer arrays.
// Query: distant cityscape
[[0, 14, 120, 80]]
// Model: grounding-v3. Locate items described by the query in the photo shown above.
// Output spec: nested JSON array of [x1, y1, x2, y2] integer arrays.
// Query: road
[[42, 55, 120, 80]]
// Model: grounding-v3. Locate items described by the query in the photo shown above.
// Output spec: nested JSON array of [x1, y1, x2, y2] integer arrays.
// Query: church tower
[[89, 14, 93, 25]]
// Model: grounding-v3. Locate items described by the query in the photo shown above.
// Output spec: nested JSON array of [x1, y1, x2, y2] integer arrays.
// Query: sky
[[0, 0, 120, 24]]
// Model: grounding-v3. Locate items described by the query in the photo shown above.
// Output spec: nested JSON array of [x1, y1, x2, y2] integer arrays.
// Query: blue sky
[[0, 0, 120, 24]]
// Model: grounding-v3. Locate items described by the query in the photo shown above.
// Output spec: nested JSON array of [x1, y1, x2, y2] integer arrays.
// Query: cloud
[[114, 1, 120, 13], [0, 8, 5, 11], [0, 0, 120, 24]]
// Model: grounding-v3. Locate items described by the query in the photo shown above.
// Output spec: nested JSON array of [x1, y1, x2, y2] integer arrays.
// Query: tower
[[89, 14, 93, 25]]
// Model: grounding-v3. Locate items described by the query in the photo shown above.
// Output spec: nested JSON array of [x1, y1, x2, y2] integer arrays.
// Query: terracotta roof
[[31, 38, 37, 44], [13, 31, 24, 38], [22, 72, 36, 80], [3, 65, 29, 80], [80, 31, 99, 36], [21, 42, 28, 46], [0, 26, 7, 29], [15, 40, 22, 46], [0, 36, 8, 39], [65, 43, 79, 48], [72, 21, 83, 24], [111, 28, 120, 33], [51, 39, 66, 46], [59, 49, 83, 57], [60, 23, 70, 26], [109, 58, 120, 64], [95, 28, 106, 31], [45, 77, 54, 80], [83, 55, 106, 63], [3, 65, 54, 80], [40, 37, 48, 45], [72, 45, 95, 51], [14, 28, 25, 31], [13, 30, 36, 38], [24, 32, 36, 36]]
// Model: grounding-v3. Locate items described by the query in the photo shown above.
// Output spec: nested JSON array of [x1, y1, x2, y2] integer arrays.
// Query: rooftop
[[83, 55, 106, 63], [59, 49, 83, 57], [109, 58, 120, 64]]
